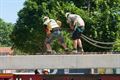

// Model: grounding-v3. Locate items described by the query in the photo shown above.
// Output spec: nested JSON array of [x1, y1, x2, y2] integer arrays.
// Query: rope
[[63, 28, 114, 49], [81, 36, 113, 49], [81, 34, 115, 45]]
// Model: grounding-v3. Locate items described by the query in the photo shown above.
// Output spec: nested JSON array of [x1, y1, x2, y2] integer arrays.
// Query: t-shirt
[[67, 14, 85, 27], [44, 19, 59, 31]]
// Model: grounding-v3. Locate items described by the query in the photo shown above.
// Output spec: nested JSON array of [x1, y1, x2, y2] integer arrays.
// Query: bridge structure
[[0, 52, 120, 70]]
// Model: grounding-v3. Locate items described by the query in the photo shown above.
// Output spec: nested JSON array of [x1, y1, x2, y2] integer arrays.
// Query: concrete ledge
[[0, 54, 120, 69]]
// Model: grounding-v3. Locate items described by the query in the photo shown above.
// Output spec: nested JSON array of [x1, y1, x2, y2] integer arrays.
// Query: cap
[[43, 16, 49, 22], [65, 12, 71, 18], [43, 16, 50, 25]]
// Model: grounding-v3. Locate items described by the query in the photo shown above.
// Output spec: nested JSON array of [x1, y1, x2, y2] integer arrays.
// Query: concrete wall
[[0, 54, 120, 69]]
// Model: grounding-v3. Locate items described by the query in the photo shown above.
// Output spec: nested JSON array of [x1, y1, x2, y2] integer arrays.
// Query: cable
[[81, 36, 113, 49], [81, 34, 115, 45]]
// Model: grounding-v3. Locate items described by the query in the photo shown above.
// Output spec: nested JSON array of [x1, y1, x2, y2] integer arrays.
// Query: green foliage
[[10, 0, 120, 54], [81, 0, 120, 51], [11, 0, 46, 54], [113, 21, 120, 51], [113, 38, 120, 51], [0, 18, 14, 46]]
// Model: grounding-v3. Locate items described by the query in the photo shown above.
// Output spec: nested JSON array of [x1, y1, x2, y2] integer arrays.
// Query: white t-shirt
[[67, 14, 85, 27]]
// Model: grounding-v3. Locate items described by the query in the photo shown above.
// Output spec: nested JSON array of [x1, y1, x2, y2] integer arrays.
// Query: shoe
[[64, 48, 69, 52], [47, 50, 56, 54], [77, 47, 84, 52], [46, 50, 52, 54], [72, 48, 77, 53]]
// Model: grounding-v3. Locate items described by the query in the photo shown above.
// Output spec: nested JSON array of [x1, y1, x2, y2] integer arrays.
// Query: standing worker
[[43, 16, 68, 54], [65, 12, 85, 53]]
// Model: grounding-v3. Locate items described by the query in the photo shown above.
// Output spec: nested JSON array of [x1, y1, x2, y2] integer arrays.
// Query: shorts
[[45, 30, 65, 44], [72, 26, 84, 40]]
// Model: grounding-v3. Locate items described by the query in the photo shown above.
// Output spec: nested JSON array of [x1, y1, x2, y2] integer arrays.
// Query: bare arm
[[70, 23, 74, 30], [44, 25, 51, 36]]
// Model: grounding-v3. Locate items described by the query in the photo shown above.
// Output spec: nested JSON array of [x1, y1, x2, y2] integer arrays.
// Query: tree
[[0, 18, 14, 46], [10, 0, 120, 54], [10, 0, 75, 54], [85, 0, 120, 51]]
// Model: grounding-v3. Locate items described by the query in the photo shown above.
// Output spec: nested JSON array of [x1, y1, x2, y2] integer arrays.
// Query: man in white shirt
[[65, 12, 85, 53]]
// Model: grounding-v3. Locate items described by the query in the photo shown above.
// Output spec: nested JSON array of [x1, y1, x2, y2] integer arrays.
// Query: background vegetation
[[0, 18, 14, 46]]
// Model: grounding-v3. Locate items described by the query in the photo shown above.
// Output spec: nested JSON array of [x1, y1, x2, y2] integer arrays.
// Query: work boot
[[72, 48, 77, 53], [77, 47, 84, 52], [64, 48, 71, 54], [46, 50, 52, 54], [47, 50, 56, 54], [64, 48, 69, 52]]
